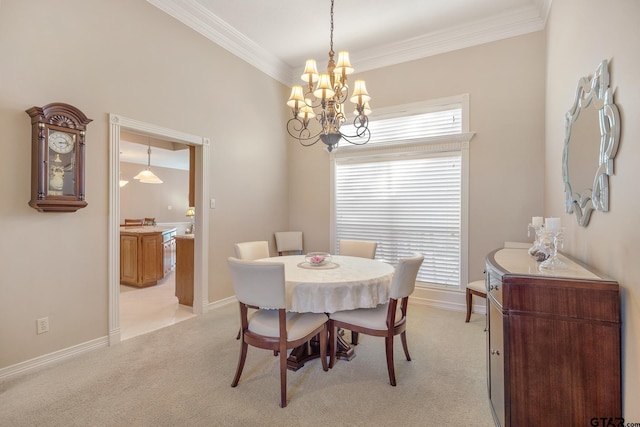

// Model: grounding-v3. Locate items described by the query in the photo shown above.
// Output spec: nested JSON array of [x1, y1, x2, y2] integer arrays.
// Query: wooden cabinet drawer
[[505, 278, 620, 322]]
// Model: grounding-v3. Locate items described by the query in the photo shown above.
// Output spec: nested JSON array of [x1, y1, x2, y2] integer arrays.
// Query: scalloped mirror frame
[[562, 59, 621, 227]]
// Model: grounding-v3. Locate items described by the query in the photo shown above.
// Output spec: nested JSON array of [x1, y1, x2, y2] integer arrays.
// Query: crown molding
[[147, 0, 291, 84], [148, 0, 551, 87], [342, 2, 550, 77]]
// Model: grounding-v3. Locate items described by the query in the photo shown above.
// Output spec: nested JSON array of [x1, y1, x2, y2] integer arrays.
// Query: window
[[331, 95, 472, 289]]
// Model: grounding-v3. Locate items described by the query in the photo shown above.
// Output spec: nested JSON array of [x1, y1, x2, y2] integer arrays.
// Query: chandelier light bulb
[[301, 59, 319, 84], [350, 80, 370, 105], [334, 51, 354, 76], [298, 101, 316, 120], [287, 85, 306, 109], [313, 74, 336, 100]]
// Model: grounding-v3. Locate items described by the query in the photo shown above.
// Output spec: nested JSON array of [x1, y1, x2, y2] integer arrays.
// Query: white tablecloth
[[257, 255, 395, 313]]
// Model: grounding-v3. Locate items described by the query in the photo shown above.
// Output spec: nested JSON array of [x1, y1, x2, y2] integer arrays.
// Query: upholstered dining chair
[[464, 242, 528, 323], [274, 231, 303, 256], [234, 240, 270, 261], [338, 239, 378, 344], [339, 239, 378, 259], [328, 253, 424, 386], [465, 280, 487, 323], [227, 257, 329, 408], [233, 240, 271, 340]]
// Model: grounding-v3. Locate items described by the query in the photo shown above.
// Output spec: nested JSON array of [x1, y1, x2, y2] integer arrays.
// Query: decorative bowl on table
[[305, 252, 332, 266]]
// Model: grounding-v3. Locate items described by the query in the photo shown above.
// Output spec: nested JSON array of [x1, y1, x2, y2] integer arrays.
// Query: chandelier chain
[[329, 0, 334, 58]]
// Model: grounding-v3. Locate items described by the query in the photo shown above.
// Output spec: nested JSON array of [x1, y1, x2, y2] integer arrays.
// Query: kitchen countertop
[[175, 234, 194, 240], [119, 226, 176, 234]]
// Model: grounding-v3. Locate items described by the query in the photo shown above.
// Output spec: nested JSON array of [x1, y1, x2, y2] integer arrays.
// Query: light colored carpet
[[0, 303, 495, 426]]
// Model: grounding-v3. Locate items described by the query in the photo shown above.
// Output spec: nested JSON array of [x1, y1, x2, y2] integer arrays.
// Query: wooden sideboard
[[485, 248, 621, 426], [175, 234, 194, 306], [120, 226, 176, 287]]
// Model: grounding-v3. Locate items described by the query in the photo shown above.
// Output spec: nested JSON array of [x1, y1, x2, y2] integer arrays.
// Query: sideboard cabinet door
[[487, 294, 506, 427]]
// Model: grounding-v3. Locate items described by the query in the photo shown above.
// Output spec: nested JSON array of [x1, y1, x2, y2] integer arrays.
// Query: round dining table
[[256, 254, 395, 369]]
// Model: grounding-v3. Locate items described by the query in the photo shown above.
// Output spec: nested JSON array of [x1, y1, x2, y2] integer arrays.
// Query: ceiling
[[148, 0, 551, 85], [127, 0, 550, 169], [120, 131, 190, 171]]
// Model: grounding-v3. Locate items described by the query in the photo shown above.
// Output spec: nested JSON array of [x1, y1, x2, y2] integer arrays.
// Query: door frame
[[108, 113, 210, 345]]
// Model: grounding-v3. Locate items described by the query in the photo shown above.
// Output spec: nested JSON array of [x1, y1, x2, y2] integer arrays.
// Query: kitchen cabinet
[[120, 226, 176, 287], [175, 234, 194, 306], [485, 248, 621, 426]]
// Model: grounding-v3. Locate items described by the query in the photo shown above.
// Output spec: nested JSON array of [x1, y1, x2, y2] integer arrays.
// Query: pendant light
[[133, 145, 163, 184]]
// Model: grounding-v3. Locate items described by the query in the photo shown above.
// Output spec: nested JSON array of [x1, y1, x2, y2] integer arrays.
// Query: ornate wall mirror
[[562, 59, 621, 226]]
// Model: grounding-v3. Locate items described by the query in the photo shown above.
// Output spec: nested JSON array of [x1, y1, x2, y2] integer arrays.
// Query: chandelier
[[286, 0, 371, 152]]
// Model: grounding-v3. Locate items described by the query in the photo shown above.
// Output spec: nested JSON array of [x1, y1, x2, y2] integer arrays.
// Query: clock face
[[48, 131, 75, 154]]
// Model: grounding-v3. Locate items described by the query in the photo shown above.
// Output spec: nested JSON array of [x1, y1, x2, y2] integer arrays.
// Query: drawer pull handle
[[491, 349, 501, 356], [489, 284, 500, 291]]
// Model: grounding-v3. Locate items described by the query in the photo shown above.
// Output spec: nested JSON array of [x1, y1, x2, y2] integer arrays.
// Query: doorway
[[108, 114, 210, 345], [118, 133, 194, 339]]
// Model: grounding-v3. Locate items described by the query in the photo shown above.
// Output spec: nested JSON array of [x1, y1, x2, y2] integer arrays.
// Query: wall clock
[[26, 103, 92, 212]]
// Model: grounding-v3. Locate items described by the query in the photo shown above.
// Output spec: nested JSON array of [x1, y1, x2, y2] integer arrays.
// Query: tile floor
[[119, 271, 196, 340]]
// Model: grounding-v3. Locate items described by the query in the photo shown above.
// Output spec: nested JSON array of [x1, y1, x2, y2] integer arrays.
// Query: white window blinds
[[340, 108, 461, 147], [334, 153, 461, 287], [333, 100, 467, 288]]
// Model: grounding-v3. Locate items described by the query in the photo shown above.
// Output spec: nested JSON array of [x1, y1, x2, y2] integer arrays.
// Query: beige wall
[[119, 162, 189, 224], [545, 0, 640, 416], [289, 31, 547, 283], [0, 0, 290, 368]]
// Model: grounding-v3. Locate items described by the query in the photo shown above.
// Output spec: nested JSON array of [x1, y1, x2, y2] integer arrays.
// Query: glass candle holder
[[538, 228, 565, 271], [527, 224, 548, 262]]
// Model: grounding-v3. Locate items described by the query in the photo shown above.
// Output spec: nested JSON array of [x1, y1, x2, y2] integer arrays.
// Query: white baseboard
[[109, 327, 121, 345], [207, 295, 236, 310], [410, 285, 486, 315], [0, 336, 109, 381]]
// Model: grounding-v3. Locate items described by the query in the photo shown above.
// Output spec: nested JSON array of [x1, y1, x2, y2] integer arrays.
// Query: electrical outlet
[[36, 317, 49, 334]]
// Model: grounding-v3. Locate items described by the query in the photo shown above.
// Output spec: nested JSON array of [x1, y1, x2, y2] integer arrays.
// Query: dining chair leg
[[465, 288, 473, 322], [351, 331, 359, 345], [400, 331, 411, 361], [385, 335, 397, 386], [279, 341, 288, 408], [231, 341, 248, 387], [328, 321, 337, 368], [319, 325, 329, 371]]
